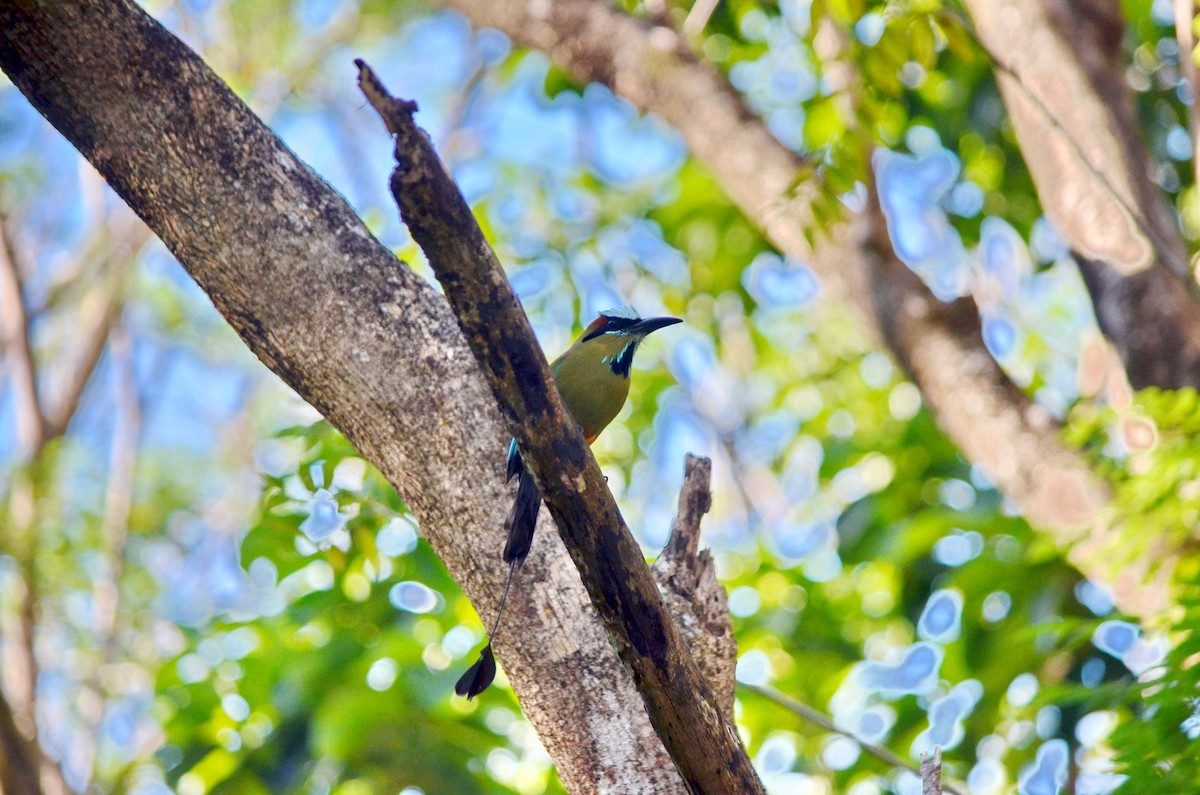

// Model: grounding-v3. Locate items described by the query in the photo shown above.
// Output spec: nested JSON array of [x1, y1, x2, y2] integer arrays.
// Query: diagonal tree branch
[[944, 5, 1190, 284], [43, 289, 121, 440], [356, 60, 762, 794], [857, 183, 1151, 611]]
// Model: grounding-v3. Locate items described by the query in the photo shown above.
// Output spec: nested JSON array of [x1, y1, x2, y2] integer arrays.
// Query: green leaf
[[804, 95, 848, 149]]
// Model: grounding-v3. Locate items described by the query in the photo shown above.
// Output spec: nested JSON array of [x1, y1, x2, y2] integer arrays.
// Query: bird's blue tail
[[454, 444, 539, 701], [503, 447, 541, 565]]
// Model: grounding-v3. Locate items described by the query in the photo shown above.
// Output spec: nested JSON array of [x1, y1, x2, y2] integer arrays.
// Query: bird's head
[[573, 307, 682, 378]]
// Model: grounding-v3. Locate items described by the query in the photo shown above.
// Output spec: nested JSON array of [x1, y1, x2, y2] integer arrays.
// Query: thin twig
[[741, 682, 966, 795], [78, 319, 141, 784], [45, 214, 146, 437], [0, 217, 48, 454]]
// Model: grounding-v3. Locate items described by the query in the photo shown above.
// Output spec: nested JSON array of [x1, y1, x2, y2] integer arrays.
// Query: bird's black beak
[[631, 316, 682, 336]]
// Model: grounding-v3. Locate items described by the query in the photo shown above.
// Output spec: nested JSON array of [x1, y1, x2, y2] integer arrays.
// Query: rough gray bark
[[651, 455, 736, 720], [0, 1, 737, 792], [358, 63, 761, 793], [431, 0, 1176, 611], [965, 0, 1200, 389]]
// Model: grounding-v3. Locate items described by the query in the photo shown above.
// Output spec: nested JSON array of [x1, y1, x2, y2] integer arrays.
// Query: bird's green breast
[[551, 338, 632, 442]]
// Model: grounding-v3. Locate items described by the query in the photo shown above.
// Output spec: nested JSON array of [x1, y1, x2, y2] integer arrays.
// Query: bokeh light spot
[[389, 581, 442, 614], [1018, 739, 1069, 795], [917, 589, 963, 643]]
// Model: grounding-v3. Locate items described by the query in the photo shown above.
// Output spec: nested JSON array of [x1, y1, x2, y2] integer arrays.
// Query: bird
[[456, 307, 682, 699]]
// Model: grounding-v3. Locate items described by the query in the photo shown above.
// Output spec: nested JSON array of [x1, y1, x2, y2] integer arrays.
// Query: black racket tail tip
[[454, 642, 496, 700]]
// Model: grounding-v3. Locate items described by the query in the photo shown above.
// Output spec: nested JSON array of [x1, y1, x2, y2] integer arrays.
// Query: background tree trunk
[[964, 0, 1200, 389]]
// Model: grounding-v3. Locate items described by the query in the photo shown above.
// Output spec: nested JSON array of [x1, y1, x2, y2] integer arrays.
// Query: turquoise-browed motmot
[[456, 307, 681, 699]]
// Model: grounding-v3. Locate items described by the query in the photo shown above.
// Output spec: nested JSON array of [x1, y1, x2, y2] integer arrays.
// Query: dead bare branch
[[651, 455, 736, 717]]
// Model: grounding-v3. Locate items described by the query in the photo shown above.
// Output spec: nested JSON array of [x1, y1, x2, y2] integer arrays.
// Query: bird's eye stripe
[[580, 318, 609, 342]]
